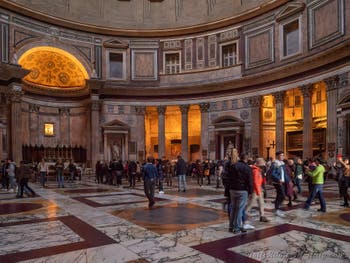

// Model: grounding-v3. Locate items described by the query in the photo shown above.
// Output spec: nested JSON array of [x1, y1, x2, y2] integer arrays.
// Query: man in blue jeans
[[143, 157, 158, 208], [227, 153, 252, 234], [176, 155, 187, 192]]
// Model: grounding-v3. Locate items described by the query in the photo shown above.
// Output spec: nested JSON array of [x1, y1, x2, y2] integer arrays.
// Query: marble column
[[59, 108, 70, 146], [90, 98, 101, 169], [200, 103, 210, 160], [157, 106, 166, 158], [8, 83, 23, 164], [180, 105, 189, 161], [250, 96, 263, 157], [135, 106, 146, 161], [273, 91, 285, 153], [324, 76, 338, 160], [0, 125, 2, 160], [301, 84, 314, 159]]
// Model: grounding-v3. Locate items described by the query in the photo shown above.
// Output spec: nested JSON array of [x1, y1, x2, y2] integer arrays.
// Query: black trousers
[[274, 183, 285, 210], [144, 178, 156, 204], [19, 178, 35, 197]]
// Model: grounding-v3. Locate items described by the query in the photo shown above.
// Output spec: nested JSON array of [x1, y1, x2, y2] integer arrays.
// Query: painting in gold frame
[[44, 123, 54, 136]]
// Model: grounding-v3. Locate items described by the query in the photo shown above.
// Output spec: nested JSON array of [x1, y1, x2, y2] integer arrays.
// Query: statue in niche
[[111, 141, 121, 160]]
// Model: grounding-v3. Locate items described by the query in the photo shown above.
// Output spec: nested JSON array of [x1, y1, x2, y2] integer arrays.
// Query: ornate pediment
[[103, 119, 130, 132], [103, 39, 129, 49], [275, 1, 305, 22]]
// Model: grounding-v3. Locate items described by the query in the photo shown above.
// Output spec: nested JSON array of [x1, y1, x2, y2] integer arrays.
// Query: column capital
[[59, 107, 70, 116], [244, 96, 262, 107], [300, 84, 313, 98], [179, 104, 190, 114], [324, 76, 339, 92], [29, 103, 40, 113], [199, 102, 210, 113], [157, 105, 166, 115], [272, 91, 285, 104], [134, 106, 146, 115]]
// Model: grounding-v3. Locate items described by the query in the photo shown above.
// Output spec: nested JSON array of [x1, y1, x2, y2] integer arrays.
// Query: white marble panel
[[0, 221, 83, 255], [21, 243, 139, 263], [231, 230, 350, 263]]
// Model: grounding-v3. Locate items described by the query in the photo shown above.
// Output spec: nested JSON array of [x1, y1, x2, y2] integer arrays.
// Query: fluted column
[[324, 76, 339, 160], [273, 92, 285, 153], [180, 105, 190, 161], [250, 96, 263, 157], [90, 98, 101, 168], [157, 106, 166, 158], [8, 83, 23, 164], [301, 84, 313, 159], [135, 106, 146, 161], [200, 103, 210, 160]]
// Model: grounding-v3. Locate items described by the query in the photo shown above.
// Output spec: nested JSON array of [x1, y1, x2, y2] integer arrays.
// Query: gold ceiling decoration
[[19, 46, 89, 90]]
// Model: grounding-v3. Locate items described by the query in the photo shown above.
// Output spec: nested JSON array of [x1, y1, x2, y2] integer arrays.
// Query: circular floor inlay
[[133, 205, 220, 224], [64, 188, 110, 193], [0, 203, 43, 215], [340, 213, 350, 222]]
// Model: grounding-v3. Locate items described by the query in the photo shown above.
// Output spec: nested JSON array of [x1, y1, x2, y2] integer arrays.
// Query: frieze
[[118, 105, 125, 114], [209, 102, 217, 112], [231, 99, 238, 109]]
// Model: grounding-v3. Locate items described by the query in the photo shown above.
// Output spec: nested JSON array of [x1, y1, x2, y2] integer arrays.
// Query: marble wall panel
[[70, 114, 88, 147], [132, 51, 157, 80], [245, 26, 274, 69], [308, 0, 344, 48]]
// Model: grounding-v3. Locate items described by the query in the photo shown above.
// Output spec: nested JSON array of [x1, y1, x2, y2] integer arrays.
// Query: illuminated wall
[[144, 105, 201, 160]]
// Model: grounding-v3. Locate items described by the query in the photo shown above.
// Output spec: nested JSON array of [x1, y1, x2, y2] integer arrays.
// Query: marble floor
[[0, 176, 349, 263]]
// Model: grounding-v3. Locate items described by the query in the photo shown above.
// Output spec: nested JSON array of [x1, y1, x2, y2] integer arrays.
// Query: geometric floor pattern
[[0, 176, 349, 262]]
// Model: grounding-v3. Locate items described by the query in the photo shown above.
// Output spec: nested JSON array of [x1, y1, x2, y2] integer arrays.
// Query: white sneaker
[[242, 224, 255, 230], [159, 191, 164, 194], [275, 210, 285, 217]]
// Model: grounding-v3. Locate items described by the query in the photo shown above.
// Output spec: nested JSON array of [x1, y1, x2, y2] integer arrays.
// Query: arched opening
[[18, 46, 89, 91]]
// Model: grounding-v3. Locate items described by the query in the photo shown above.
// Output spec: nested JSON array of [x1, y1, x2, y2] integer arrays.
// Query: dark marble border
[[0, 215, 116, 263], [72, 193, 168, 207], [192, 223, 350, 262]]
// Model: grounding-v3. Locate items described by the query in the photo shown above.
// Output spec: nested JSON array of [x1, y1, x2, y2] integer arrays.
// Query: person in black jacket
[[176, 155, 187, 192], [228, 153, 253, 234]]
